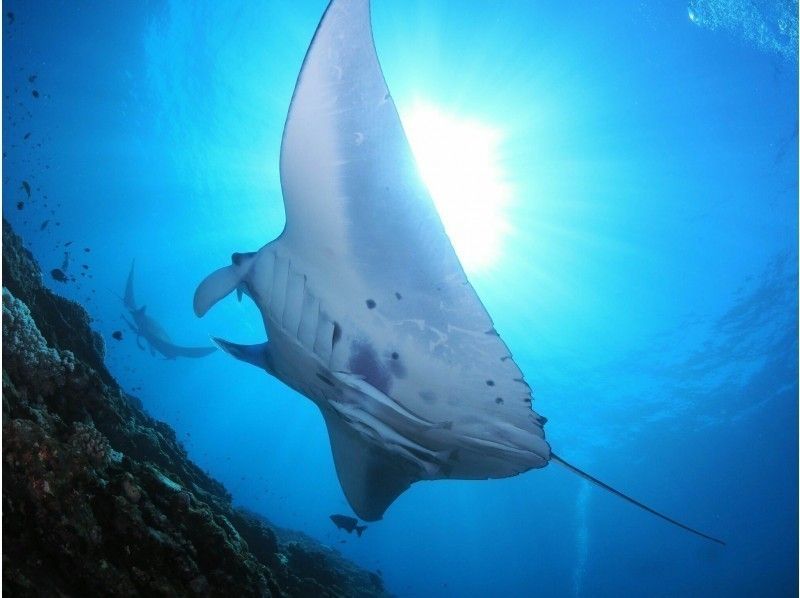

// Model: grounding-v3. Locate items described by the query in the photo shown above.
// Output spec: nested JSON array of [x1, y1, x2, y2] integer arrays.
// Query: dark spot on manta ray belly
[[486, 379, 495, 386], [365, 299, 376, 309], [495, 397, 504, 405], [388, 354, 406, 379], [394, 292, 402, 300], [348, 341, 391, 395]]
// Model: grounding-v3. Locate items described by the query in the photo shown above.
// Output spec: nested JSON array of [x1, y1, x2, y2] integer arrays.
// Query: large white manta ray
[[195, 0, 723, 545]]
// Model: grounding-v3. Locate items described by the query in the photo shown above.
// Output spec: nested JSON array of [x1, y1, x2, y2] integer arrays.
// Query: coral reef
[[2, 219, 389, 597]]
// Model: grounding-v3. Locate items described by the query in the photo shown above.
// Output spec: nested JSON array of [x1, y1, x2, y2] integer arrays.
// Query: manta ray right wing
[[278, 0, 546, 507], [279, 0, 469, 293]]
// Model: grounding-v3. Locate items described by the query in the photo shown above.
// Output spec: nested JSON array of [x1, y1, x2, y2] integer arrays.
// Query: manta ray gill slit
[[402, 101, 511, 273]]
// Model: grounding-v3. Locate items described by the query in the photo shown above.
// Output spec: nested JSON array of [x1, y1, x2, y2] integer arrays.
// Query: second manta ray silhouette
[[123, 262, 216, 360], [195, 0, 724, 544]]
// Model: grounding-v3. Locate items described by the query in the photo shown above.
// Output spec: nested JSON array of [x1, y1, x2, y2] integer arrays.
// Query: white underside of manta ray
[[194, 0, 723, 544]]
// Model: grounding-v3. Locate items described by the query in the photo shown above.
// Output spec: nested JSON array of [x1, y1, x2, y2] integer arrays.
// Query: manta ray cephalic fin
[[213, 337, 274, 372], [194, 251, 258, 317], [194, 265, 241, 317]]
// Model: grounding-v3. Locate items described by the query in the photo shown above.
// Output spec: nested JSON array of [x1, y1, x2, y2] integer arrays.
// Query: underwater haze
[[3, 0, 797, 596]]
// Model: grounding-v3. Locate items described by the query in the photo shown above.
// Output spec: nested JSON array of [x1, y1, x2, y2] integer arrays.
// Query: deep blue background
[[4, 1, 797, 596]]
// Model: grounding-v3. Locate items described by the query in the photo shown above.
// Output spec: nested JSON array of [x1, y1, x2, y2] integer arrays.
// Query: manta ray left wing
[[279, 0, 469, 293], [279, 0, 542, 442]]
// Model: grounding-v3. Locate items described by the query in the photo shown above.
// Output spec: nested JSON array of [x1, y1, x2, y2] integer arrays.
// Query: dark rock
[[242, 509, 388, 598], [3, 220, 114, 386], [2, 219, 391, 597]]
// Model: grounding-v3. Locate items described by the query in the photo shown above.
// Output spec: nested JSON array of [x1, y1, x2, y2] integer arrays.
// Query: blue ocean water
[[3, 0, 797, 596]]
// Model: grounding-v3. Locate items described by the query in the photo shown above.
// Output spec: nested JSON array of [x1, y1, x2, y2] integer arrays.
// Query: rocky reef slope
[[2, 219, 388, 597]]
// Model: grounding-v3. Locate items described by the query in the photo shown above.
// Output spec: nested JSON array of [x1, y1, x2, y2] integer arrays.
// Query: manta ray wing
[[280, 0, 463, 290], [275, 0, 549, 513], [322, 410, 417, 521]]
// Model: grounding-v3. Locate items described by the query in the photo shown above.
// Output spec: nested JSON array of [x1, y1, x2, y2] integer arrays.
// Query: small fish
[[40, 220, 49, 230], [6, 11, 13, 24], [32, 90, 39, 98], [50, 268, 68, 283], [23, 132, 30, 140], [112, 331, 123, 341], [21, 180, 30, 197], [16, 201, 24, 210], [329, 514, 367, 537], [28, 75, 37, 83]]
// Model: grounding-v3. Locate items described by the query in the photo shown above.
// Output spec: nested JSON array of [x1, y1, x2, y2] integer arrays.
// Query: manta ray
[[123, 261, 216, 359], [194, 0, 723, 544]]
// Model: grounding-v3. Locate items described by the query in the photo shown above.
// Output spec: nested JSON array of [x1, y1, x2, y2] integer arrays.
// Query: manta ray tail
[[550, 453, 725, 546]]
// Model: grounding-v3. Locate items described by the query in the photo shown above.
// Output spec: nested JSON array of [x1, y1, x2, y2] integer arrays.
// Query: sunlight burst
[[402, 102, 511, 273]]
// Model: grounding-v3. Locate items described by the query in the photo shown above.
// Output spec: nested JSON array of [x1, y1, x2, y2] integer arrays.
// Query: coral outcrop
[[2, 219, 389, 597]]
